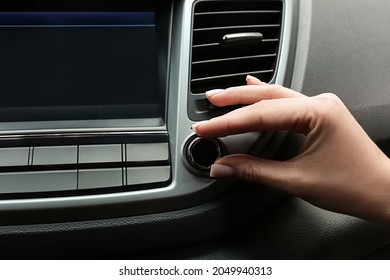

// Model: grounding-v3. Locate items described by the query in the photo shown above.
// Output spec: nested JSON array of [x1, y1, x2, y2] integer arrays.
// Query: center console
[[0, 0, 296, 222]]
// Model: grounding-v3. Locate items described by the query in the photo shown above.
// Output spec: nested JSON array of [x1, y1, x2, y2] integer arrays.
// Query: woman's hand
[[192, 76, 390, 224]]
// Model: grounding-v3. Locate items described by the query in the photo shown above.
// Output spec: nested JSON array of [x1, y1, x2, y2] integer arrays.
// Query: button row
[[0, 166, 171, 194], [0, 143, 171, 195], [0, 143, 169, 167]]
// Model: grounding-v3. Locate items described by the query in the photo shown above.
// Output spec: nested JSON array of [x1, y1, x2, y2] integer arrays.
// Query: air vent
[[190, 0, 283, 94]]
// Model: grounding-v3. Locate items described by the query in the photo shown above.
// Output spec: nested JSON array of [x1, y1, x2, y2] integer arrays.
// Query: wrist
[[359, 156, 390, 224]]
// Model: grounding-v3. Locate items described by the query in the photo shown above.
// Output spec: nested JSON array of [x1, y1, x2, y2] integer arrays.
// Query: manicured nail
[[246, 75, 261, 83], [205, 89, 225, 98], [210, 164, 234, 178], [191, 121, 207, 135]]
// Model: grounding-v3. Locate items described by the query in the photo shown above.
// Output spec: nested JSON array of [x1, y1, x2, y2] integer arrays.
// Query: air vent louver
[[190, 0, 283, 93]]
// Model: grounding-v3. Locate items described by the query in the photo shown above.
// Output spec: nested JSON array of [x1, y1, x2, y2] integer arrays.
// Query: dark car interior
[[1, 0, 390, 259]]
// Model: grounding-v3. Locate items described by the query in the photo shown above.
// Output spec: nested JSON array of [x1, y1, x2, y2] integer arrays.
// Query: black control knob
[[183, 135, 226, 175]]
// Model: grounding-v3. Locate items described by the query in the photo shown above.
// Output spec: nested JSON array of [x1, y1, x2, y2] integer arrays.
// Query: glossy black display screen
[[0, 12, 161, 122]]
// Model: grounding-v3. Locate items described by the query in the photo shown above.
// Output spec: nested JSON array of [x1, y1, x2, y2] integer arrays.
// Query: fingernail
[[191, 123, 199, 134], [246, 75, 261, 83], [205, 89, 225, 98], [191, 121, 207, 135], [210, 164, 234, 178]]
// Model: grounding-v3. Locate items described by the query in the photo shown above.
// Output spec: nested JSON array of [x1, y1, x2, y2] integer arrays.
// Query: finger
[[194, 98, 312, 138], [206, 84, 305, 107], [245, 75, 268, 86], [210, 154, 299, 194]]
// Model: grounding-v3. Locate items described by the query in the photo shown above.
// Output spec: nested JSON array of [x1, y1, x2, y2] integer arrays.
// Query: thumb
[[211, 154, 297, 193]]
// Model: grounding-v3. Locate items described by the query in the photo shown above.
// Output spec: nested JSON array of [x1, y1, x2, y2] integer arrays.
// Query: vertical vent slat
[[190, 0, 283, 94]]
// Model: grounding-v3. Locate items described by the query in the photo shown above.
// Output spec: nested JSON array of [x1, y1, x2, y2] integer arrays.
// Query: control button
[[0, 147, 29, 167], [126, 166, 170, 185], [126, 143, 169, 162], [79, 144, 122, 164], [78, 168, 123, 190], [0, 170, 77, 194], [183, 135, 226, 175], [33, 146, 78, 165]]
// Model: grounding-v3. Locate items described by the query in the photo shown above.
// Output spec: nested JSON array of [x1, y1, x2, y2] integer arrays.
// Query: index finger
[[193, 98, 314, 138]]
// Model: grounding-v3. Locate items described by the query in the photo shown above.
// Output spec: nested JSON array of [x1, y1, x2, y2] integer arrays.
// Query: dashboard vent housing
[[190, 0, 283, 94]]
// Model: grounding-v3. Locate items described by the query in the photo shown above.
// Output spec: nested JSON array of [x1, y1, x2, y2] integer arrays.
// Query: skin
[[192, 75, 390, 224]]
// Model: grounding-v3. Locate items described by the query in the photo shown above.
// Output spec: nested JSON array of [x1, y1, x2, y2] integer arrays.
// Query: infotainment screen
[[0, 10, 162, 123]]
